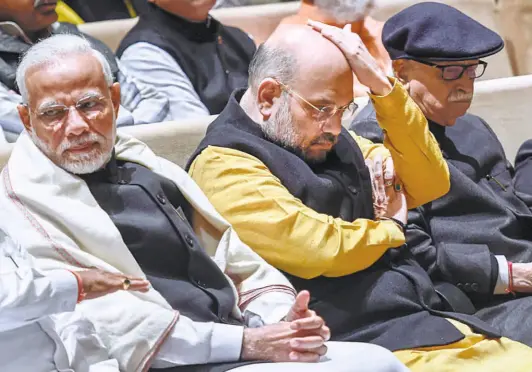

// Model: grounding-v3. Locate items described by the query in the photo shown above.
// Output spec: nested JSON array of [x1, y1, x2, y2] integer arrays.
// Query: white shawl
[[0, 133, 296, 372]]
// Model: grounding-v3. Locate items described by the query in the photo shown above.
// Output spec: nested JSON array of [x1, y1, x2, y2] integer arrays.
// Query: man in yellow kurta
[[187, 24, 532, 371]]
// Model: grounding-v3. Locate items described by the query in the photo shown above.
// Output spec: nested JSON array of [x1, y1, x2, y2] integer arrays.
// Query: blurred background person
[[280, 0, 390, 96], [117, 0, 256, 121]]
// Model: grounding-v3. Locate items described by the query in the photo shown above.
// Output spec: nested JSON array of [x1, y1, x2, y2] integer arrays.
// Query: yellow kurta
[[189, 79, 450, 278]]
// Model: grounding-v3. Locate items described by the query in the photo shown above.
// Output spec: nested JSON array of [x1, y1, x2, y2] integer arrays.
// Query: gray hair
[[248, 43, 298, 96], [314, 0, 375, 23], [16, 34, 113, 104]]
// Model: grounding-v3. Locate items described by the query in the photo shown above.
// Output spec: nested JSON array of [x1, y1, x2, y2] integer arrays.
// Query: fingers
[[384, 157, 395, 187], [373, 155, 385, 199], [126, 278, 151, 292], [290, 336, 325, 350], [292, 290, 310, 314], [289, 351, 321, 363], [290, 315, 324, 331], [307, 19, 328, 32]]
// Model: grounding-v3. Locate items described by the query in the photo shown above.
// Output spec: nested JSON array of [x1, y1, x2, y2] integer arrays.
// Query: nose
[[320, 114, 343, 137], [64, 107, 90, 137]]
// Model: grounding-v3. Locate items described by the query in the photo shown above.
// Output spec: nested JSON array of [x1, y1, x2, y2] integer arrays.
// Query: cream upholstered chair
[[78, 18, 138, 53], [370, 0, 514, 80], [469, 74, 532, 163], [118, 115, 216, 168], [494, 0, 532, 76], [77, 2, 300, 52]]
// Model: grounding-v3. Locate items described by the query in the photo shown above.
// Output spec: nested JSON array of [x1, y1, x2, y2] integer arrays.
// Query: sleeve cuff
[[494, 255, 509, 295], [47, 269, 79, 312], [209, 323, 244, 363]]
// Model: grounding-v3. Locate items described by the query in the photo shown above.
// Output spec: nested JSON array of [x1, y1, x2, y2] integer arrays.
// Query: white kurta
[[0, 229, 119, 372]]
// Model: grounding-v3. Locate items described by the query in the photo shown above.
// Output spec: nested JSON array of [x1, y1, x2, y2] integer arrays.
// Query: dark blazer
[[514, 139, 532, 208], [351, 104, 532, 306]]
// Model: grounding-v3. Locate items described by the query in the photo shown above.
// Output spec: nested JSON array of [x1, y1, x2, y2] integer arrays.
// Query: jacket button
[[118, 179, 127, 185], [464, 283, 472, 292], [185, 234, 194, 247], [456, 283, 464, 289], [347, 185, 358, 194], [156, 193, 167, 204], [471, 283, 479, 292]]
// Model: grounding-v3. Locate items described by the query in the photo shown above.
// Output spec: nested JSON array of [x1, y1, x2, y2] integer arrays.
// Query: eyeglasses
[[31, 94, 108, 128], [415, 60, 488, 81], [277, 81, 358, 123]]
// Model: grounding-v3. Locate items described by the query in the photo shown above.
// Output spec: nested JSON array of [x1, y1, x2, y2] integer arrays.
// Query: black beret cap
[[382, 2, 504, 61]]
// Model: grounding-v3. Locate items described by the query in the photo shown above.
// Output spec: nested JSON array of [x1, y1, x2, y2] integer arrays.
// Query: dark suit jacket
[[351, 104, 532, 308]]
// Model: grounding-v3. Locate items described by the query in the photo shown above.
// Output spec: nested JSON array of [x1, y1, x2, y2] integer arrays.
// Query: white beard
[[314, 0, 375, 23], [28, 130, 114, 175]]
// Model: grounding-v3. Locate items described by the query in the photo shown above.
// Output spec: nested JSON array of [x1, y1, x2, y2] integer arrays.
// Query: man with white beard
[[351, 2, 532, 347], [0, 33, 409, 372], [279, 0, 390, 96]]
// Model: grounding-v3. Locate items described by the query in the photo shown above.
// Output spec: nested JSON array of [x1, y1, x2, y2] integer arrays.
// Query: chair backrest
[[78, 17, 138, 52], [77, 3, 300, 52], [494, 0, 532, 76], [118, 115, 216, 168], [370, 0, 514, 80], [469, 74, 532, 163]]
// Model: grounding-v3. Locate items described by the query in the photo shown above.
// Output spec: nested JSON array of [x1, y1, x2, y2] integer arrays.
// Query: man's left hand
[[285, 290, 330, 341], [307, 20, 393, 96]]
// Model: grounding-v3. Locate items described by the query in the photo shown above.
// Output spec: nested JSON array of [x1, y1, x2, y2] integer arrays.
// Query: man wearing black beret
[[351, 1, 532, 347]]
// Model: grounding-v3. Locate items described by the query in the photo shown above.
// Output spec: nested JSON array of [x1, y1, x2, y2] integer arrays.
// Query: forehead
[[292, 51, 354, 104], [24, 54, 108, 106]]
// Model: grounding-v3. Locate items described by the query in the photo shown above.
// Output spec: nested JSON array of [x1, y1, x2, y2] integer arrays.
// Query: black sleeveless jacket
[[117, 5, 255, 115]]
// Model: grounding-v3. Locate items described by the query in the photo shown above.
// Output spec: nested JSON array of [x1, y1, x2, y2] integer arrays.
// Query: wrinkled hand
[[285, 291, 331, 340], [242, 291, 329, 363], [511, 263, 532, 293], [77, 269, 150, 300], [307, 20, 393, 96], [241, 320, 328, 363], [366, 155, 396, 219]]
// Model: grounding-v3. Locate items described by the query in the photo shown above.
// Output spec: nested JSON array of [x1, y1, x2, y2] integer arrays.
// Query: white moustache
[[448, 92, 473, 103], [60, 133, 104, 154]]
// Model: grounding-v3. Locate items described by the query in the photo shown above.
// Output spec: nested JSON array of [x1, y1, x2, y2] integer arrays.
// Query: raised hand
[[307, 20, 393, 96]]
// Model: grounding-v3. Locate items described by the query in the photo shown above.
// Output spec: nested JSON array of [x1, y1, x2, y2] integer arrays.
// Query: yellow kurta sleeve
[[354, 78, 450, 208], [189, 146, 405, 279]]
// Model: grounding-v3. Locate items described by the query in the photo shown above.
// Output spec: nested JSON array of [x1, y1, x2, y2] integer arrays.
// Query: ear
[[17, 104, 32, 132], [110, 82, 121, 118], [393, 60, 408, 84], [256, 78, 283, 121]]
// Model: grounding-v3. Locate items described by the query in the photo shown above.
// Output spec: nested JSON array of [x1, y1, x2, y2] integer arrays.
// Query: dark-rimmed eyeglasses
[[276, 80, 358, 123], [415, 60, 488, 81]]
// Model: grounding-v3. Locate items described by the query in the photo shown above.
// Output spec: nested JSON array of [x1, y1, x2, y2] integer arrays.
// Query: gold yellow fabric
[[189, 80, 450, 279], [394, 319, 532, 371], [56, 1, 85, 25]]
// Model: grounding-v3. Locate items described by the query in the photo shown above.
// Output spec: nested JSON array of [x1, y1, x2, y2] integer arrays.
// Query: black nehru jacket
[[382, 2, 504, 61], [81, 155, 257, 372], [117, 4, 256, 115], [187, 89, 503, 352]]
